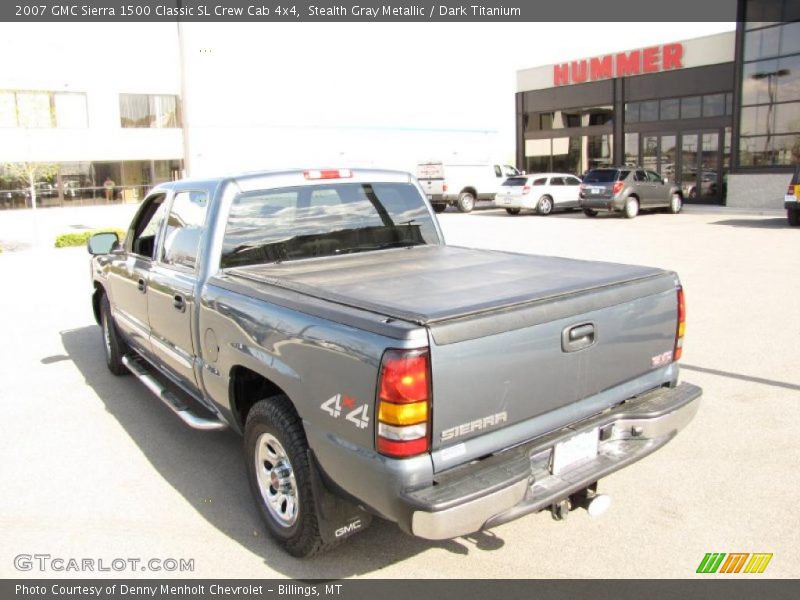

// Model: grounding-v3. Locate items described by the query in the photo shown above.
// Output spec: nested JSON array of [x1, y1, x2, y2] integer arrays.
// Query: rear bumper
[[785, 197, 798, 209], [494, 194, 536, 209], [403, 381, 701, 540], [580, 196, 623, 211]]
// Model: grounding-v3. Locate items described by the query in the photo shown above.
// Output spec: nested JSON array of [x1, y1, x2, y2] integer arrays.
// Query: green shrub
[[54, 229, 126, 248]]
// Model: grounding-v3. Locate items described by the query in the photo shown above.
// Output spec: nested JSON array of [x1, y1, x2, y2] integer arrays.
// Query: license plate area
[[551, 428, 599, 475]]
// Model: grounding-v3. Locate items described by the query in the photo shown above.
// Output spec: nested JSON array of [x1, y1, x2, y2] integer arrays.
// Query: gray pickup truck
[[87, 168, 701, 557]]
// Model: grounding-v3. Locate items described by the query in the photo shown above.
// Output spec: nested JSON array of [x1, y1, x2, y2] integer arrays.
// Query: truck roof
[[151, 168, 415, 195]]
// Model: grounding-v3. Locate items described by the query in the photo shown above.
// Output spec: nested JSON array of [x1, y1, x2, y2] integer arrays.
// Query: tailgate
[[428, 273, 679, 470]]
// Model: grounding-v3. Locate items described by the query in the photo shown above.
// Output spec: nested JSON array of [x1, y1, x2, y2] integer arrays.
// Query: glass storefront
[[622, 129, 730, 203], [0, 159, 183, 210], [740, 11, 800, 167], [524, 134, 613, 176]]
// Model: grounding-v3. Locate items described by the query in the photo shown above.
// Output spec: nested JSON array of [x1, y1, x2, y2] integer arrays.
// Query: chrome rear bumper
[[407, 382, 701, 540]]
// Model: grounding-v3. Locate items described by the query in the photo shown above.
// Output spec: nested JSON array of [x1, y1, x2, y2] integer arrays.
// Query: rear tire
[[456, 192, 475, 213], [245, 395, 331, 558], [536, 195, 553, 216], [505, 207, 521, 215], [669, 193, 683, 214], [582, 208, 598, 218], [100, 293, 129, 376], [623, 197, 639, 219], [432, 203, 446, 214], [788, 208, 800, 226]]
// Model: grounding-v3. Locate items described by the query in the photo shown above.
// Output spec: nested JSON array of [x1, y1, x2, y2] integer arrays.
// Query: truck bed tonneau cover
[[227, 245, 669, 326]]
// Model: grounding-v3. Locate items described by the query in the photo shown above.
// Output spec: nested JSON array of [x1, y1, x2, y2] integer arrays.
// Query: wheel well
[[627, 194, 640, 202], [460, 187, 477, 198], [230, 365, 292, 430], [92, 283, 105, 325]]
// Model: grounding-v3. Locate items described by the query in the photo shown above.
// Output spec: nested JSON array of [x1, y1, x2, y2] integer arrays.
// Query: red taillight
[[303, 169, 353, 180], [674, 287, 686, 361], [443, 183, 448, 192], [377, 349, 431, 458], [522, 185, 531, 195], [612, 181, 624, 195]]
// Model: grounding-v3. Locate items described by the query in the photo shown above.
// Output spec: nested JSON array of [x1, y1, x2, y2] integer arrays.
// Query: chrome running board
[[122, 355, 227, 431]]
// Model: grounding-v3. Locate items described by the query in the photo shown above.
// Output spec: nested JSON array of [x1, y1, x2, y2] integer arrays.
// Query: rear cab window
[[532, 178, 547, 186], [502, 177, 529, 187], [221, 182, 441, 268], [583, 170, 623, 183]]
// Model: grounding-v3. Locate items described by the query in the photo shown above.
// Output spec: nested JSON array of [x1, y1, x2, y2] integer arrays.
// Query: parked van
[[417, 162, 521, 213]]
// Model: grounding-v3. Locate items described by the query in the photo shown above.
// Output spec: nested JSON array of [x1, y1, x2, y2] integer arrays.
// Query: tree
[[2, 161, 59, 210]]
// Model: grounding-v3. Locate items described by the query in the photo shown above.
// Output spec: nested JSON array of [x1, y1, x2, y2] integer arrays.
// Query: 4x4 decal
[[321, 394, 370, 429]]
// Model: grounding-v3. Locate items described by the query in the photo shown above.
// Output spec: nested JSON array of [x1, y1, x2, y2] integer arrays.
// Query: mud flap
[[307, 450, 372, 544]]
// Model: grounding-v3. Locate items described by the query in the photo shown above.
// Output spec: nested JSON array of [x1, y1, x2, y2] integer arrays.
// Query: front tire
[[505, 207, 521, 215], [582, 208, 598, 218], [456, 192, 475, 213], [432, 203, 446, 213], [623, 197, 639, 219], [245, 395, 329, 557], [788, 208, 800, 226], [669, 193, 683, 214], [536, 195, 554, 216], [100, 293, 129, 376]]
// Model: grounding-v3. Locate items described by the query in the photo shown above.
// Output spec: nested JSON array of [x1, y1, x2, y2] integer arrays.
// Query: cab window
[[128, 194, 168, 259], [550, 177, 565, 186], [161, 191, 209, 270], [646, 171, 663, 183], [532, 178, 547, 186]]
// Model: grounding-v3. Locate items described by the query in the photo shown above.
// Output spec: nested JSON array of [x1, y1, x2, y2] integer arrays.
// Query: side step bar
[[122, 355, 227, 431]]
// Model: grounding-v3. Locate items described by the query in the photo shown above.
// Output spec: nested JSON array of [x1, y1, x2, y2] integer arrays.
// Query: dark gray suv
[[579, 167, 683, 218]]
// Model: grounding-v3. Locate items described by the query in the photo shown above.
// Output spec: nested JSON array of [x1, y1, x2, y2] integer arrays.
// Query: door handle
[[173, 294, 186, 312], [137, 278, 146, 293], [562, 323, 596, 352]]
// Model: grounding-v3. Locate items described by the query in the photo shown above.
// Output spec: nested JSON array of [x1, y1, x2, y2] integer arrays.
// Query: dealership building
[[516, 1, 800, 208]]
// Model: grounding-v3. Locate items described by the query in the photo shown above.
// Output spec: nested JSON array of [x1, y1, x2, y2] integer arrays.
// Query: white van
[[416, 162, 521, 213]]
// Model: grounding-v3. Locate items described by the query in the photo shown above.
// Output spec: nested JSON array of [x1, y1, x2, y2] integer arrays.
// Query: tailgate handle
[[563, 323, 595, 352]]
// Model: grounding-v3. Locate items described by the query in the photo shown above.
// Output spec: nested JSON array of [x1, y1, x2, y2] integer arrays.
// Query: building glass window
[[681, 96, 702, 119], [703, 94, 726, 117], [660, 98, 679, 120], [120, 94, 181, 128], [640, 100, 659, 122], [740, 12, 800, 167], [54, 93, 87, 128], [16, 92, 51, 127], [625, 102, 639, 123], [624, 133, 639, 166], [0, 91, 15, 127], [661, 135, 678, 181], [642, 135, 658, 171], [744, 0, 782, 29]]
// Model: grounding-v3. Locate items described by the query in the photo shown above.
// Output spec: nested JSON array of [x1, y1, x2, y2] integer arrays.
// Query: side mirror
[[87, 232, 120, 255]]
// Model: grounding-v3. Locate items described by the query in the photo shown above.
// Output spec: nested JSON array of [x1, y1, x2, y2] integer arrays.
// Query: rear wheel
[[536, 195, 553, 216], [669, 193, 683, 214], [505, 207, 521, 215], [432, 203, 446, 213], [245, 395, 330, 557], [582, 208, 598, 218], [623, 197, 639, 219], [788, 208, 800, 226], [456, 192, 475, 213], [100, 293, 129, 376]]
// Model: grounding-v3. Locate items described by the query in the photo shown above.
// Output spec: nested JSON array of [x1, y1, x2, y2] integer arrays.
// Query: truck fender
[[307, 449, 372, 544]]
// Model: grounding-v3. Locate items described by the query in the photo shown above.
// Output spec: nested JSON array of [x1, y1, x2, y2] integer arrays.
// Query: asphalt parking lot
[[0, 203, 798, 578]]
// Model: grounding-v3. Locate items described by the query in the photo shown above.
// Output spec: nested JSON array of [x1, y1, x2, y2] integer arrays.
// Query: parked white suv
[[494, 173, 582, 215]]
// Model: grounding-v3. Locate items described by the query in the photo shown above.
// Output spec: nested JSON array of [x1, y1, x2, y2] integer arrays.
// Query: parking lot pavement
[[0, 205, 798, 578]]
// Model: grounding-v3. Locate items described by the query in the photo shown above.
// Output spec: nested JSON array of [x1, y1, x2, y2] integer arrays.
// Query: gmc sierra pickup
[[87, 168, 701, 557]]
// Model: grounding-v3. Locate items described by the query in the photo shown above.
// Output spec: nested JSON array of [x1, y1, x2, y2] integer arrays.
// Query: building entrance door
[[678, 130, 724, 204]]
